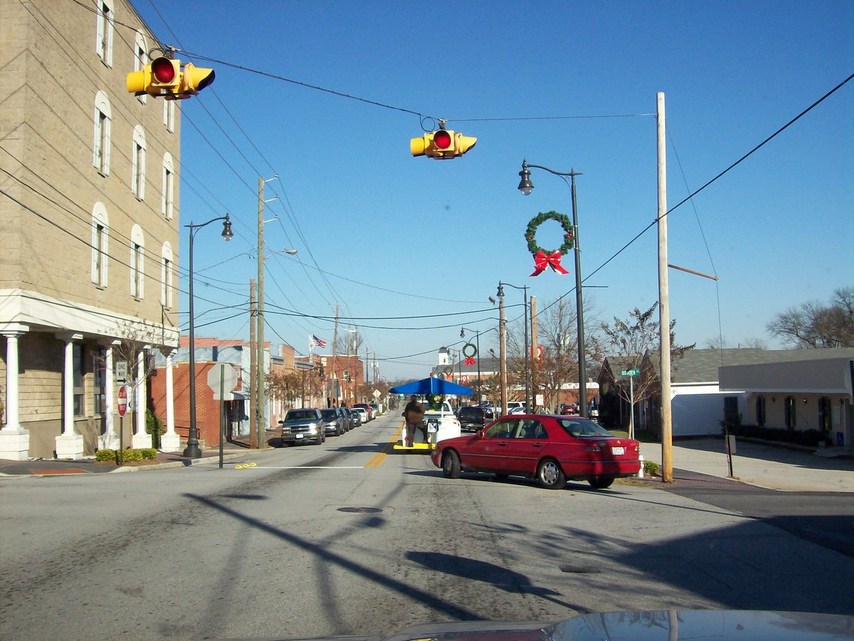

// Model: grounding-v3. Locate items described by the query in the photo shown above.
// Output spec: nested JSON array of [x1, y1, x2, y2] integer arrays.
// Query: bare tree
[[600, 303, 694, 432], [767, 287, 854, 348]]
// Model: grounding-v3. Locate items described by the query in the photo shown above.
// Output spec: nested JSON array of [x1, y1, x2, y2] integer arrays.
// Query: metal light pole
[[500, 282, 530, 411], [496, 286, 508, 417], [460, 326, 481, 403], [184, 213, 233, 458], [518, 160, 587, 416]]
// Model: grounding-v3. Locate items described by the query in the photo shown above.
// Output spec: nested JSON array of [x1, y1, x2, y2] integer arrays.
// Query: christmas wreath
[[428, 394, 443, 409], [462, 342, 477, 365], [525, 211, 573, 276]]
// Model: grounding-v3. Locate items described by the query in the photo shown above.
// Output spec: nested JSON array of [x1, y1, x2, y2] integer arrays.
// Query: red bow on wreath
[[465, 356, 476, 366], [530, 250, 569, 276]]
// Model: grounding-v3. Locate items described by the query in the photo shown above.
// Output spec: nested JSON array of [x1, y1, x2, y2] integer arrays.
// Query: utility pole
[[657, 91, 673, 482], [530, 295, 538, 411], [331, 305, 340, 405], [498, 284, 507, 416], [249, 279, 257, 448], [256, 178, 265, 449]]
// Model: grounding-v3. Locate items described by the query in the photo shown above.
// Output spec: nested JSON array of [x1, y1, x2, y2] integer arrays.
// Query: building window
[[163, 98, 176, 132], [131, 126, 146, 199], [162, 153, 174, 219], [73, 344, 86, 417], [130, 224, 145, 299], [755, 395, 766, 427], [818, 397, 832, 434], [133, 33, 148, 104], [784, 396, 796, 430], [91, 203, 109, 287], [95, 0, 114, 67], [161, 242, 174, 310], [92, 92, 111, 175]]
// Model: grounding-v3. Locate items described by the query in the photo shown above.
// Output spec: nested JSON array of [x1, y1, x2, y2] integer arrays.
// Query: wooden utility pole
[[249, 279, 257, 448], [530, 295, 538, 410], [657, 91, 673, 482], [331, 305, 340, 405]]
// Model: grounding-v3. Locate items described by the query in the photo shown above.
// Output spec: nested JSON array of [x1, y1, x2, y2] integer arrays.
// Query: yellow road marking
[[364, 423, 405, 468]]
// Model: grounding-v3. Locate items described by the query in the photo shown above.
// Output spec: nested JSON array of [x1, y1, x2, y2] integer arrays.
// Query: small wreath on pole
[[429, 394, 443, 409], [525, 211, 573, 276], [462, 342, 477, 365]]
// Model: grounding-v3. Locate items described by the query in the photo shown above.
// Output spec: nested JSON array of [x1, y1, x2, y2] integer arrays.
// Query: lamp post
[[499, 282, 530, 412], [518, 160, 587, 416], [460, 326, 482, 403], [184, 213, 233, 458]]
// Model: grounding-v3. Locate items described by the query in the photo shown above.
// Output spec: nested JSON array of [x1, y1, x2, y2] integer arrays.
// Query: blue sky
[[130, 0, 853, 381]]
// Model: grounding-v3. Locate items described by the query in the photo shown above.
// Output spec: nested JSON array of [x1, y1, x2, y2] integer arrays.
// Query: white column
[[0, 325, 30, 460], [56, 334, 84, 459], [132, 348, 150, 448], [99, 342, 120, 450], [160, 350, 180, 452]]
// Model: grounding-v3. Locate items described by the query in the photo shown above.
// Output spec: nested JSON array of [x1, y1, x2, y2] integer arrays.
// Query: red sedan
[[430, 414, 641, 490]]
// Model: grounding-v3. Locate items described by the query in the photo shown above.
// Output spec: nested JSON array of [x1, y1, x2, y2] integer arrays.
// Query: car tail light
[[585, 443, 602, 453]]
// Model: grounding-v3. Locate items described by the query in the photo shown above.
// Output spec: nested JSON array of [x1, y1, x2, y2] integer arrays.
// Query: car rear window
[[559, 418, 613, 437], [321, 409, 337, 419]]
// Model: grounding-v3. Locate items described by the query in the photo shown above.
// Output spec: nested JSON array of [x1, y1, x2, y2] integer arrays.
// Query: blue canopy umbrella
[[389, 376, 474, 396]]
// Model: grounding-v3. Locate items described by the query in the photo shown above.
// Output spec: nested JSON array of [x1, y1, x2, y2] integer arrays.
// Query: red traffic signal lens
[[151, 58, 176, 83], [433, 130, 452, 149]]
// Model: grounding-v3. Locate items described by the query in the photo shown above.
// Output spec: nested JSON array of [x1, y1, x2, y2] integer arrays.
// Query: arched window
[[91, 203, 109, 287], [132, 32, 148, 105], [130, 224, 145, 299], [162, 152, 174, 219], [161, 242, 174, 309], [95, 0, 115, 67], [131, 125, 146, 199], [93, 91, 111, 175]]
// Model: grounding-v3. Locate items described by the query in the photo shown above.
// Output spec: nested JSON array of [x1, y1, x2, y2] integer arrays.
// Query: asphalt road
[[1, 413, 852, 641]]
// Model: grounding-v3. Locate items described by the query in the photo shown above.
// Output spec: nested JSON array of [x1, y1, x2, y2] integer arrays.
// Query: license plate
[[295, 433, 304, 439], [611, 446, 624, 455]]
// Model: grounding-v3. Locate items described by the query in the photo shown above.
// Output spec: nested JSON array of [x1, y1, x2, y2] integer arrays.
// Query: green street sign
[[621, 368, 640, 376]]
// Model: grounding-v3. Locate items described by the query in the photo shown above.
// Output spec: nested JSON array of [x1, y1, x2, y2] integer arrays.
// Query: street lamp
[[460, 326, 482, 404], [518, 160, 587, 416], [184, 213, 233, 458], [499, 282, 530, 412]]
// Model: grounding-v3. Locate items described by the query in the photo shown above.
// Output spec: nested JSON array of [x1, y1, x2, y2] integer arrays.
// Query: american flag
[[310, 334, 327, 348]]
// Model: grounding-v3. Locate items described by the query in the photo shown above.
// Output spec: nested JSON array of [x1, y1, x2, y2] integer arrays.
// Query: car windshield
[[286, 410, 318, 421], [320, 409, 337, 419], [559, 418, 614, 437]]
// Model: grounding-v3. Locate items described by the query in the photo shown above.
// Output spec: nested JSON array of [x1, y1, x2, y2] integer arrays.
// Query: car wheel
[[588, 476, 614, 489], [537, 459, 566, 490], [441, 450, 461, 479]]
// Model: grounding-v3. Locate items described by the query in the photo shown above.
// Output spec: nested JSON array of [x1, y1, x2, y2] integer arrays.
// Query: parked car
[[279, 408, 325, 446], [353, 403, 373, 421], [457, 406, 488, 432], [319, 407, 345, 437], [430, 414, 640, 490], [348, 408, 362, 427], [352, 407, 369, 424], [338, 406, 356, 432]]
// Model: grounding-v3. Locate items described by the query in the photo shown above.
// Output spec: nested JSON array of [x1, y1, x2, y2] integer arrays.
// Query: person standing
[[403, 395, 426, 446]]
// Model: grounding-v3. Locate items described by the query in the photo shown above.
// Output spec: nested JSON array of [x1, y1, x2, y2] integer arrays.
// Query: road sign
[[115, 361, 127, 382], [117, 385, 128, 417], [621, 368, 640, 376], [207, 364, 238, 400]]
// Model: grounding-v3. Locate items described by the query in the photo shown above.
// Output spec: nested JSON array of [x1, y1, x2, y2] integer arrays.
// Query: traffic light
[[180, 62, 216, 95], [410, 126, 477, 159], [126, 57, 215, 99]]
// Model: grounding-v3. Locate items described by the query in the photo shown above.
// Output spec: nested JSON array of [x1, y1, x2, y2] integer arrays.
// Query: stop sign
[[117, 385, 128, 417]]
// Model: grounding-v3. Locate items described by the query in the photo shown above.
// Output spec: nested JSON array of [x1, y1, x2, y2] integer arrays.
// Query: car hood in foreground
[[226, 609, 853, 640]]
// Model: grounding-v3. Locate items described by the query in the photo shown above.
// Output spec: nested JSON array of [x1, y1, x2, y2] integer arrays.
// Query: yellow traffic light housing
[[126, 57, 215, 99], [181, 63, 216, 95], [411, 124, 477, 160]]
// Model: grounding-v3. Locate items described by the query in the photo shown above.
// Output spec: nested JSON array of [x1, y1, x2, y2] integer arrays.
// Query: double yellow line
[[364, 423, 405, 468]]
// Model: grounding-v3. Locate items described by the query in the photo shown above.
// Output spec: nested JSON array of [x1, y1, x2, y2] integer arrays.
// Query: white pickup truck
[[422, 401, 461, 443]]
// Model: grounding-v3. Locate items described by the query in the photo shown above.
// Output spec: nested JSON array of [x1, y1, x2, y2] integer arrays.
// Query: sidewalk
[[640, 437, 854, 492], [0, 440, 253, 477]]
